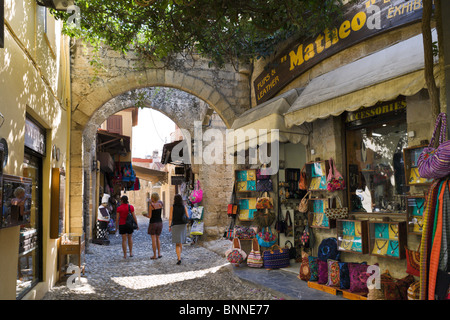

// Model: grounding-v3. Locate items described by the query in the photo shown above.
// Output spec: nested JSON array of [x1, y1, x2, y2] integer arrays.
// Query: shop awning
[[97, 130, 131, 155], [133, 165, 168, 185], [161, 140, 188, 165], [284, 30, 438, 128], [227, 89, 309, 154]]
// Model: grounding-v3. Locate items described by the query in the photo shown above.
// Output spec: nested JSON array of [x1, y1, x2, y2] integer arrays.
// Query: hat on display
[[101, 193, 110, 204]]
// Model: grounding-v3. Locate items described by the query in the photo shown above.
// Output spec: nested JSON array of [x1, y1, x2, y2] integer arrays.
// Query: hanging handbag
[[256, 167, 271, 180], [247, 237, 263, 268], [189, 180, 203, 204], [284, 210, 293, 237], [256, 179, 273, 192], [224, 219, 235, 240], [298, 191, 310, 213], [125, 205, 138, 230], [256, 226, 277, 248], [191, 206, 204, 220], [418, 112, 450, 179], [227, 185, 239, 217], [262, 245, 290, 269], [405, 244, 421, 277], [190, 220, 204, 236], [256, 196, 273, 209], [225, 238, 247, 266], [298, 165, 308, 190], [327, 158, 345, 191], [285, 240, 296, 260], [275, 209, 286, 233], [233, 225, 256, 239], [324, 196, 349, 219], [300, 224, 312, 248]]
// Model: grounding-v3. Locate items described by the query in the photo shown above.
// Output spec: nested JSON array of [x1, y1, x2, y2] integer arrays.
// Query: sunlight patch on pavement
[[111, 263, 229, 290]]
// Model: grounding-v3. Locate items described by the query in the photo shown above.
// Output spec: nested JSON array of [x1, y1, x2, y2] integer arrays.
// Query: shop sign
[[345, 98, 407, 123], [25, 118, 46, 156], [253, 0, 424, 104]]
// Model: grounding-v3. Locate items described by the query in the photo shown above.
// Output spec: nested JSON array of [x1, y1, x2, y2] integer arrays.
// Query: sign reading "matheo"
[[253, 0, 424, 105]]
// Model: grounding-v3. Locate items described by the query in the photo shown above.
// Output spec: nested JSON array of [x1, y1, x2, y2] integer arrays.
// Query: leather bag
[[298, 191, 310, 213]]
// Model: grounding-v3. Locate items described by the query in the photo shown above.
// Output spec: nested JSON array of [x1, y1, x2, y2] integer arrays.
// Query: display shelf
[[403, 145, 433, 186], [406, 196, 425, 235], [308, 198, 335, 229], [307, 281, 367, 300], [336, 219, 369, 254], [235, 169, 257, 192], [305, 160, 330, 191], [368, 221, 407, 259], [58, 233, 85, 281], [237, 197, 257, 221]]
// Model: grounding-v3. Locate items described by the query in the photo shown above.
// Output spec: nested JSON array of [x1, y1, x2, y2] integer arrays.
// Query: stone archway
[[69, 40, 247, 238]]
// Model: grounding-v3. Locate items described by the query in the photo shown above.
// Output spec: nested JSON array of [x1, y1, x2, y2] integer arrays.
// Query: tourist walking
[[145, 192, 164, 259], [96, 193, 111, 245], [169, 194, 189, 265], [116, 195, 138, 259]]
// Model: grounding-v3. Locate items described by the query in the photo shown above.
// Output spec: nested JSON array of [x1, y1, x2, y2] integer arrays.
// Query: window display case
[[406, 196, 425, 235], [369, 221, 406, 259], [1, 174, 32, 229], [336, 219, 369, 254]]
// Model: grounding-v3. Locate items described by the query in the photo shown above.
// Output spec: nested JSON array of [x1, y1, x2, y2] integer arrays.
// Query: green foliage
[[53, 0, 347, 68]]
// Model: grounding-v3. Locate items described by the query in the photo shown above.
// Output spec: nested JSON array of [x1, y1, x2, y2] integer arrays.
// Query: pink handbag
[[189, 180, 203, 204], [327, 158, 345, 191]]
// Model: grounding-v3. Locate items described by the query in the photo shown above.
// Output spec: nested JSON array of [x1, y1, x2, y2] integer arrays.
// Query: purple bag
[[418, 113, 450, 179]]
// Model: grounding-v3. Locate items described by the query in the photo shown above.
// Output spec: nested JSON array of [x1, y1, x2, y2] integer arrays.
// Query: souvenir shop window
[[345, 110, 409, 214]]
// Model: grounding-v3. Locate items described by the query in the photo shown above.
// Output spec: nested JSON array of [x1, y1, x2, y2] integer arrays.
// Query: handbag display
[[190, 220, 204, 236], [256, 179, 273, 192], [418, 112, 450, 179], [327, 157, 345, 191], [298, 191, 310, 213], [125, 205, 138, 230], [225, 238, 247, 266], [189, 180, 203, 204], [247, 237, 263, 268], [233, 225, 256, 239], [298, 166, 308, 190], [285, 240, 296, 260], [224, 219, 235, 240], [191, 206, 204, 220], [262, 245, 290, 269], [405, 244, 420, 277], [284, 211, 293, 237], [324, 196, 349, 219], [256, 196, 273, 210], [256, 226, 277, 247]]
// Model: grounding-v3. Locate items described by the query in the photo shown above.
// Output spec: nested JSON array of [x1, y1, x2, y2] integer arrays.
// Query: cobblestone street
[[43, 215, 282, 300]]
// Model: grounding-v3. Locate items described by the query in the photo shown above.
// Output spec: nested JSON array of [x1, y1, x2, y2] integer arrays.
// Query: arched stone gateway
[[69, 40, 248, 240]]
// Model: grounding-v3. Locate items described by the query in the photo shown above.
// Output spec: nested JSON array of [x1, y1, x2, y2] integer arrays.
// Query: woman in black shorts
[[116, 195, 138, 259]]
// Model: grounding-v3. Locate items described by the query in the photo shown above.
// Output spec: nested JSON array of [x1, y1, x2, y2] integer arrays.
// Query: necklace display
[[389, 240, 399, 255], [375, 240, 388, 254], [376, 224, 387, 238], [416, 199, 424, 215], [389, 224, 398, 238]]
